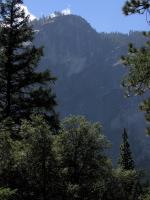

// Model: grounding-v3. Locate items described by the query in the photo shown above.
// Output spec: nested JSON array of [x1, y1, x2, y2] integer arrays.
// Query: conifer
[[118, 127, 135, 170], [0, 0, 59, 132]]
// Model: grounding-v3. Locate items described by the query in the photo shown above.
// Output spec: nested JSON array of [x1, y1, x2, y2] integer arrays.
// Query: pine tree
[[118, 127, 135, 170], [121, 0, 150, 135], [0, 0, 59, 132], [121, 40, 150, 135], [122, 0, 150, 16]]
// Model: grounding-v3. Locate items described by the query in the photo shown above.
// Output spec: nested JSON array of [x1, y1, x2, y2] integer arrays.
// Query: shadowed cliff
[[32, 14, 150, 168]]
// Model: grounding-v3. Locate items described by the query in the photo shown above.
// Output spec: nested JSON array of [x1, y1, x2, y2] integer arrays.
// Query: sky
[[23, 0, 150, 34]]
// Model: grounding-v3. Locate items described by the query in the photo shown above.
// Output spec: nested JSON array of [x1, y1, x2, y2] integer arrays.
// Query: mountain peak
[[33, 14, 150, 168]]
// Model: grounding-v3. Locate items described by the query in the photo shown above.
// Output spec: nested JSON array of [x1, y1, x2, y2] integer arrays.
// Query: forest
[[0, 0, 150, 199]]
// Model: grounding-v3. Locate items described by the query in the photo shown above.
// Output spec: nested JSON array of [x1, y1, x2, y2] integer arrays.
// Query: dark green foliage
[[118, 127, 135, 170], [19, 115, 59, 200], [0, 115, 113, 200], [0, 187, 17, 200], [122, 0, 150, 15], [121, 41, 150, 97], [0, 0, 59, 131], [0, 115, 60, 200], [56, 115, 112, 200], [121, 38, 150, 135], [140, 97, 150, 135], [104, 168, 143, 200], [0, 118, 22, 199], [0, 115, 150, 199], [121, 1, 150, 135]]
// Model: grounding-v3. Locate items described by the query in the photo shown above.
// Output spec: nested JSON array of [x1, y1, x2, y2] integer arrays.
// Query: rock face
[[33, 14, 150, 168]]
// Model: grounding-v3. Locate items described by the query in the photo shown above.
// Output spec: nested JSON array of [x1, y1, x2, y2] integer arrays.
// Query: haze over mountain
[[24, 0, 150, 33], [32, 14, 150, 168]]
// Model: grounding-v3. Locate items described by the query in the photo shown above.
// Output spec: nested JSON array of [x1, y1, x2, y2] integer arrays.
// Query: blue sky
[[23, 0, 150, 33]]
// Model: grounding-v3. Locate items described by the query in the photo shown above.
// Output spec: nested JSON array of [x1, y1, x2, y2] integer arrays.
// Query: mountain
[[32, 14, 150, 168]]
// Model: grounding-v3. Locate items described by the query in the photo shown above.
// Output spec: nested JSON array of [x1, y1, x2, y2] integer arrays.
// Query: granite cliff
[[32, 14, 150, 168]]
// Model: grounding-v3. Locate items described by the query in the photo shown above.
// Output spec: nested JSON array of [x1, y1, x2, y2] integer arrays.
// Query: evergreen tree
[[118, 127, 135, 170], [121, 41, 150, 98], [121, 0, 150, 135], [0, 0, 59, 132], [121, 41, 150, 134], [122, 0, 150, 16]]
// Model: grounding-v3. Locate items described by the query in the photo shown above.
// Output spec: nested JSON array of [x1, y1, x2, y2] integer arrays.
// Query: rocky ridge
[[33, 14, 150, 168]]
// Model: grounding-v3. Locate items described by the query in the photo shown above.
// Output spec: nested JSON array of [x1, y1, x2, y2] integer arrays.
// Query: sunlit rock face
[[34, 14, 150, 168], [35, 15, 103, 77]]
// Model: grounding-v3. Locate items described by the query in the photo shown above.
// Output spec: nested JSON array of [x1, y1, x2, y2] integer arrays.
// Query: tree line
[[0, 114, 149, 200]]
